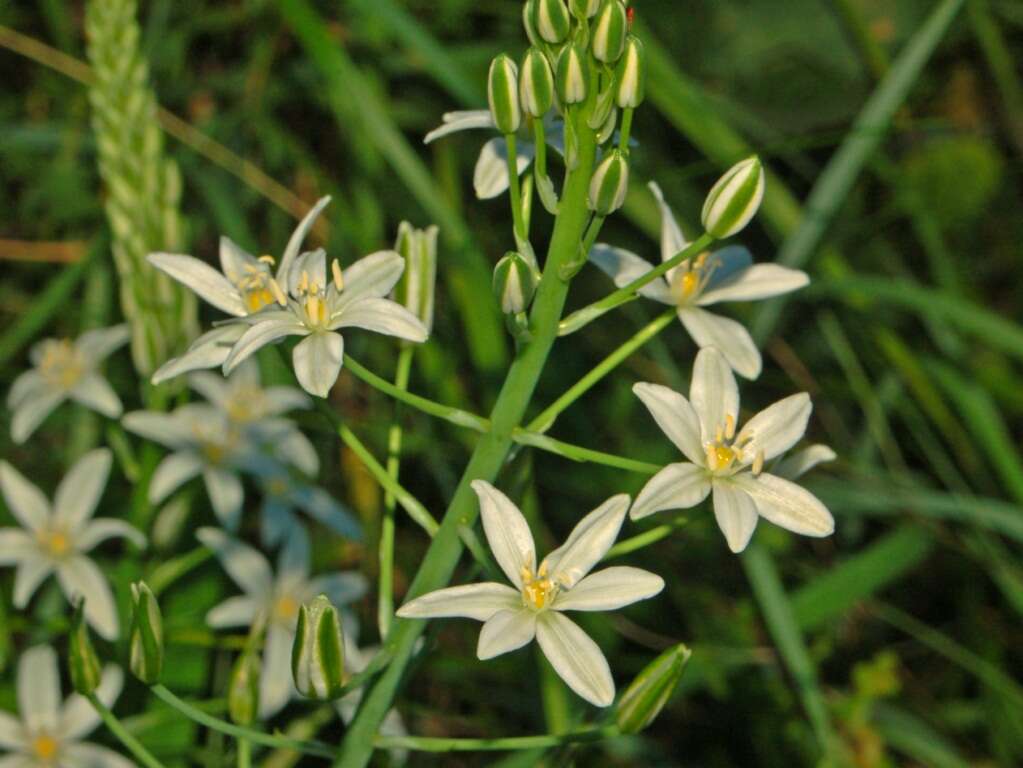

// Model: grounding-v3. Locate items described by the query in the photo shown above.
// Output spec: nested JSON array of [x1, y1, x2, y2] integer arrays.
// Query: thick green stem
[[374, 726, 618, 752], [618, 108, 634, 152], [334, 112, 598, 768], [504, 133, 531, 255], [237, 737, 252, 768], [89, 694, 165, 768]]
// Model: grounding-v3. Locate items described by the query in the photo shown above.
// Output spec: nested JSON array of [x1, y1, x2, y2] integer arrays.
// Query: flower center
[[295, 262, 345, 330], [225, 385, 267, 423], [32, 733, 60, 762], [273, 594, 299, 622], [38, 339, 85, 390], [238, 256, 286, 314], [669, 253, 715, 306], [37, 527, 73, 560], [266, 478, 289, 498], [520, 564, 559, 611], [704, 415, 764, 476]]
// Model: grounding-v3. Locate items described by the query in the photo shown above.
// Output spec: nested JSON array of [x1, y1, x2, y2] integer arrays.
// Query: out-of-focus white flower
[[0, 449, 144, 639], [258, 471, 360, 548], [397, 481, 663, 707], [631, 347, 835, 553], [0, 645, 129, 767], [222, 250, 427, 398], [6, 325, 129, 444], [148, 197, 331, 384], [590, 182, 809, 379], [198, 527, 367, 719]]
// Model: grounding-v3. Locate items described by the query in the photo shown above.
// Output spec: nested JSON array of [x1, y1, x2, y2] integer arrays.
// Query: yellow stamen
[[258, 254, 276, 265], [270, 278, 288, 307], [752, 450, 765, 476], [331, 260, 344, 291], [274, 595, 299, 622], [244, 288, 275, 313], [38, 528, 72, 559], [32, 734, 59, 761], [724, 414, 736, 440], [300, 270, 310, 293], [520, 563, 558, 610], [38, 339, 84, 390]]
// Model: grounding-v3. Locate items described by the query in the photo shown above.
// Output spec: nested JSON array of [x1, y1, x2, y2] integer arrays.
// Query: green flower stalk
[[615, 644, 691, 733], [69, 599, 102, 697], [291, 596, 347, 700], [701, 156, 766, 239], [488, 54, 522, 135], [592, 1, 628, 64], [129, 581, 164, 685]]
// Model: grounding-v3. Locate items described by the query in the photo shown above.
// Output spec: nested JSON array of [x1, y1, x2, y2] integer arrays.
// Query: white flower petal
[[336, 250, 406, 306], [54, 449, 111, 531], [77, 519, 146, 552], [7, 369, 44, 409], [262, 386, 312, 415], [0, 461, 51, 531], [0, 754, 34, 768], [203, 468, 244, 530], [293, 332, 344, 398], [306, 573, 369, 608], [197, 527, 273, 598], [207, 595, 259, 628], [736, 393, 812, 463], [279, 196, 332, 280], [148, 452, 203, 504], [57, 556, 119, 640], [632, 382, 704, 464], [424, 110, 495, 144], [147, 253, 247, 316], [61, 664, 122, 740], [698, 263, 809, 306], [554, 566, 664, 612], [275, 428, 320, 475], [287, 250, 328, 296], [218, 237, 260, 286], [331, 298, 428, 342], [74, 325, 130, 361], [289, 486, 360, 539], [688, 346, 740, 443], [774, 444, 836, 480], [10, 389, 65, 444], [122, 411, 196, 450], [477, 608, 537, 660], [471, 480, 535, 589], [223, 316, 308, 375], [474, 137, 533, 200], [276, 526, 311, 587], [13, 559, 53, 608], [0, 710, 24, 748], [396, 583, 522, 621], [679, 307, 762, 380], [0, 529, 33, 565], [69, 374, 123, 418], [18, 645, 60, 732], [151, 325, 246, 384], [187, 371, 232, 410], [259, 624, 296, 719], [648, 182, 688, 264], [733, 472, 835, 538], [589, 245, 674, 304], [697, 246, 754, 295], [540, 495, 629, 589], [62, 743, 136, 768], [711, 481, 759, 553], [536, 611, 614, 707], [631, 462, 711, 519]]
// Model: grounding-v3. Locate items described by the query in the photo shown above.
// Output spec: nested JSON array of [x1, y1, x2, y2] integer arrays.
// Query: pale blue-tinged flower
[[222, 250, 428, 398], [590, 182, 809, 379], [0, 449, 145, 639], [630, 347, 835, 553], [6, 325, 129, 444], [198, 527, 368, 719], [397, 481, 664, 707], [0, 645, 130, 767], [258, 470, 360, 548], [148, 197, 331, 384]]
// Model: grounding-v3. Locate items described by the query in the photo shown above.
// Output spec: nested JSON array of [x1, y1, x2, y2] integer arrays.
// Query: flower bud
[[69, 599, 101, 697], [291, 595, 346, 700], [523, 0, 542, 47], [588, 150, 629, 215], [615, 644, 691, 734], [555, 44, 589, 106], [228, 648, 261, 726], [616, 35, 645, 108], [531, 0, 571, 44], [701, 156, 765, 238], [488, 54, 521, 135], [129, 581, 164, 685], [394, 222, 439, 334], [519, 48, 555, 119], [493, 252, 538, 314], [570, 0, 600, 19], [592, 0, 628, 64]]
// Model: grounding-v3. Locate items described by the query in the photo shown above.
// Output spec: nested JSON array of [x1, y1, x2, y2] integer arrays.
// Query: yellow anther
[[299, 270, 310, 293], [715, 424, 724, 443], [273, 595, 299, 622], [331, 260, 344, 291], [38, 528, 72, 559], [33, 734, 59, 761], [520, 564, 558, 611], [752, 450, 765, 476], [38, 339, 84, 390], [269, 278, 288, 307], [304, 294, 327, 326], [258, 254, 276, 265], [244, 288, 275, 313], [724, 414, 736, 440]]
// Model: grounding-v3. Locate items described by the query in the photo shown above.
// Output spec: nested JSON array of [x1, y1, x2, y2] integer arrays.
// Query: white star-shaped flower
[[198, 527, 367, 719], [6, 325, 129, 444], [397, 481, 664, 707], [222, 249, 428, 398], [631, 347, 835, 553], [590, 182, 809, 379], [0, 449, 145, 639], [148, 197, 331, 384], [0, 645, 130, 767]]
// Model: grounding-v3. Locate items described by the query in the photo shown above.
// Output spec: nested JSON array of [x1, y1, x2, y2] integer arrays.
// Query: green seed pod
[[493, 252, 538, 314], [520, 48, 555, 119], [700, 156, 765, 238], [69, 599, 102, 697], [570, 0, 600, 19], [228, 648, 261, 726], [291, 595, 346, 700], [488, 54, 521, 135], [555, 44, 589, 106], [588, 150, 629, 215], [592, 0, 628, 64], [394, 222, 439, 334], [531, 0, 571, 44], [129, 581, 164, 685], [616, 644, 691, 734], [615, 35, 645, 108]]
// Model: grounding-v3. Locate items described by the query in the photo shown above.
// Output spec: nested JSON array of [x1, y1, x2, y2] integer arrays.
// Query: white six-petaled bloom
[[631, 347, 835, 553], [0, 449, 145, 639], [396, 481, 664, 707], [221, 249, 428, 398], [198, 527, 368, 718], [0, 645, 130, 768], [590, 182, 809, 379], [147, 197, 331, 384], [6, 325, 129, 444]]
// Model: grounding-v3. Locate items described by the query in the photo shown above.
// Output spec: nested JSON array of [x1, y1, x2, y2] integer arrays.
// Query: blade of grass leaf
[[873, 703, 972, 768]]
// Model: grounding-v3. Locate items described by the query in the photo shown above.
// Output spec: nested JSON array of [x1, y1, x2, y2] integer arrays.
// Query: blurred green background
[[1, 0, 1022, 766]]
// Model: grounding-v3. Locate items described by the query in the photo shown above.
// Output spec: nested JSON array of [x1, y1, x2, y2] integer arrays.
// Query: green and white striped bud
[[129, 581, 164, 685], [616, 35, 646, 108], [555, 44, 589, 106], [592, 0, 628, 64], [588, 150, 629, 214], [520, 48, 555, 118], [228, 648, 261, 726], [701, 156, 765, 238], [570, 0, 600, 19], [531, 0, 571, 44], [69, 599, 102, 697], [394, 222, 439, 334], [523, 0, 542, 47], [488, 54, 521, 135], [291, 595, 346, 700], [493, 252, 538, 314], [616, 644, 691, 734]]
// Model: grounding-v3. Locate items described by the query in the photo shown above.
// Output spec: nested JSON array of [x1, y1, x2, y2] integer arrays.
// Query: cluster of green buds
[[129, 581, 164, 685], [291, 595, 347, 701]]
